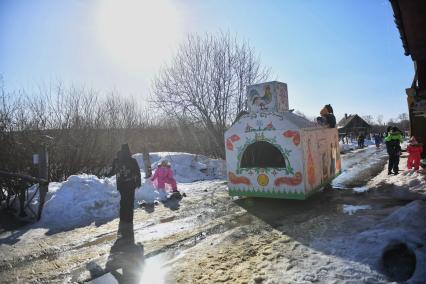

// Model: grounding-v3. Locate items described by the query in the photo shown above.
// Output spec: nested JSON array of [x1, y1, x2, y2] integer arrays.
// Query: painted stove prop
[[225, 81, 341, 200]]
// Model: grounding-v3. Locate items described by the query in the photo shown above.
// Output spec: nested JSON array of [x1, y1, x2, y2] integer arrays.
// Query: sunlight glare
[[95, 0, 182, 74]]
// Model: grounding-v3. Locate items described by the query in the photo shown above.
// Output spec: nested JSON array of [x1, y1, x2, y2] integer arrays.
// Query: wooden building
[[390, 0, 426, 158], [337, 114, 371, 139]]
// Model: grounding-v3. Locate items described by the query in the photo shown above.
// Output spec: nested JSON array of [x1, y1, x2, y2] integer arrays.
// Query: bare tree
[[3, 73, 254, 181], [362, 115, 374, 125], [152, 32, 270, 157], [397, 113, 410, 132], [398, 113, 408, 121], [376, 115, 384, 126]]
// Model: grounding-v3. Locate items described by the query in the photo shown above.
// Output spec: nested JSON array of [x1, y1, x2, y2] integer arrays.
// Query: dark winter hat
[[325, 104, 334, 114], [121, 143, 131, 157]]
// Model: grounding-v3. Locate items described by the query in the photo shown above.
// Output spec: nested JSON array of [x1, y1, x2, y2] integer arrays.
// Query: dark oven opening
[[240, 141, 286, 168]]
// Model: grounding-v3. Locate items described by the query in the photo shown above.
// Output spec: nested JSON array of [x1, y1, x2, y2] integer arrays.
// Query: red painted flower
[[274, 172, 302, 186], [229, 134, 240, 142], [265, 122, 274, 129], [226, 138, 233, 151], [283, 130, 300, 146], [229, 172, 251, 185]]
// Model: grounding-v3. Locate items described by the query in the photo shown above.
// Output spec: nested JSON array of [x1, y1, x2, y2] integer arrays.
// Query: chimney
[[345, 113, 348, 119], [246, 81, 288, 113]]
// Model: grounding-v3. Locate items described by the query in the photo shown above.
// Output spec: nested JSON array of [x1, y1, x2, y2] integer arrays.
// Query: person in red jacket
[[407, 137, 423, 171]]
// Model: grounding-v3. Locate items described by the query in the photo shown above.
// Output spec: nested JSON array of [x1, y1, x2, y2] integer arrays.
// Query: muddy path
[[170, 187, 416, 283], [1, 147, 421, 283]]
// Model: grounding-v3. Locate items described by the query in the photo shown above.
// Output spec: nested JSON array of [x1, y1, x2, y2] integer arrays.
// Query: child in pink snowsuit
[[407, 137, 423, 171], [150, 160, 178, 192]]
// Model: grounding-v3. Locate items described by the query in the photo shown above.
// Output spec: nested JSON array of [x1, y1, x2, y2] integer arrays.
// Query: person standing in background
[[374, 134, 382, 148], [385, 127, 403, 175], [111, 144, 141, 229], [407, 136, 423, 172]]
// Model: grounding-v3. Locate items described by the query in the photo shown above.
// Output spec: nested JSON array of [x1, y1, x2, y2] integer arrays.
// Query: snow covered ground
[[312, 197, 426, 282], [339, 138, 375, 153], [328, 152, 426, 282], [172, 151, 426, 283], [1, 148, 426, 283], [25, 152, 225, 231], [342, 204, 372, 215], [333, 144, 389, 188]]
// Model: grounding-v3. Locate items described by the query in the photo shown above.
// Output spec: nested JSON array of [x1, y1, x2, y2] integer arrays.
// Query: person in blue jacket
[[374, 134, 382, 148]]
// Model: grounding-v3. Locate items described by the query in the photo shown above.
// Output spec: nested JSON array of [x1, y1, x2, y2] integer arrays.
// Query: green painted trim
[[228, 188, 306, 200]]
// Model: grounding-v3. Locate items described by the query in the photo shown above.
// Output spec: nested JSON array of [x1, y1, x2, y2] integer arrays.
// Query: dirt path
[[171, 190, 411, 283], [0, 181, 237, 283]]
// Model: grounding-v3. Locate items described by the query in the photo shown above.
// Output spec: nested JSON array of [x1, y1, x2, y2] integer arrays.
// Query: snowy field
[[1, 147, 426, 283], [24, 152, 225, 231]]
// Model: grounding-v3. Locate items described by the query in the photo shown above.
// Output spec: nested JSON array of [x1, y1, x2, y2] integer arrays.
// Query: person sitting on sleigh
[[150, 159, 179, 193], [316, 104, 336, 128]]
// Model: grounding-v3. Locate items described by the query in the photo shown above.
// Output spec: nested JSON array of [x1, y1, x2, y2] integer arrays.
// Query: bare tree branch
[[151, 32, 270, 157]]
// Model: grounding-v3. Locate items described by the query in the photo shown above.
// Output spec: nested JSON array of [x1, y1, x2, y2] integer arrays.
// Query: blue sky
[[0, 0, 413, 121]]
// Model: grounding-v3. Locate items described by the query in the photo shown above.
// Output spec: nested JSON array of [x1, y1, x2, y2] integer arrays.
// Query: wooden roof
[[390, 0, 426, 60], [337, 114, 371, 129]]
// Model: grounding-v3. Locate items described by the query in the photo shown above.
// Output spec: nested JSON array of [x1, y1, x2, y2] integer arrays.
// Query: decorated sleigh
[[225, 81, 341, 200]]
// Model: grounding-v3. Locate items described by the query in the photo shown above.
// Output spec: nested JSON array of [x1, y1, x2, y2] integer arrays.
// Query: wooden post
[[37, 144, 49, 220], [143, 151, 152, 178], [19, 184, 26, 217]]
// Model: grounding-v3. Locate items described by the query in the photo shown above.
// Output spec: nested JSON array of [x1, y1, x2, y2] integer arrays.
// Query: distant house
[[337, 114, 371, 138]]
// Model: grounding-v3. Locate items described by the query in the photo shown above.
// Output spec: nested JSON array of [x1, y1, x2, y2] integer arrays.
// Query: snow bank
[[313, 200, 426, 282], [339, 139, 376, 153], [35, 175, 119, 229], [342, 204, 371, 215], [335, 138, 421, 193], [332, 146, 388, 189], [133, 152, 225, 182], [340, 142, 357, 153], [353, 186, 369, 193], [367, 155, 426, 196], [27, 152, 225, 230], [319, 154, 426, 282]]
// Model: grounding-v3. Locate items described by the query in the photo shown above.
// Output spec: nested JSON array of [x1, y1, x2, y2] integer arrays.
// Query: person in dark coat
[[385, 127, 403, 175], [374, 134, 381, 148], [316, 104, 336, 128], [111, 144, 141, 224], [357, 134, 365, 148]]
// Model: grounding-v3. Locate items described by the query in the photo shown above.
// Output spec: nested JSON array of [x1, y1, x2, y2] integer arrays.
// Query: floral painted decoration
[[274, 172, 302, 186], [283, 130, 300, 146], [228, 172, 251, 185]]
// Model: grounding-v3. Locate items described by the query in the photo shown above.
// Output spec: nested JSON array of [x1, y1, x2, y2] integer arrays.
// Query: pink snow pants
[[161, 177, 177, 190]]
